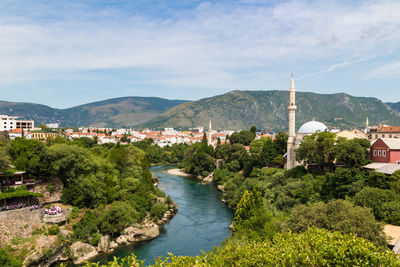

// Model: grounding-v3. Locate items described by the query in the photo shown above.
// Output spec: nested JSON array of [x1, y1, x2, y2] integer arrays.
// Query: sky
[[0, 0, 399, 108]]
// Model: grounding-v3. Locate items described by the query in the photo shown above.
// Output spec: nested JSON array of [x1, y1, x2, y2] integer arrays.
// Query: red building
[[370, 138, 400, 164]]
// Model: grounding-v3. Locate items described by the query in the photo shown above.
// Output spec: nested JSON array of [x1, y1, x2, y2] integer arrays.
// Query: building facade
[[370, 138, 400, 164], [29, 130, 59, 140], [0, 115, 34, 131], [367, 125, 400, 140]]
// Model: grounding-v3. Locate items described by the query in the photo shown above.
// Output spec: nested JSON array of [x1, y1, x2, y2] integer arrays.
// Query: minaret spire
[[286, 74, 297, 169], [208, 120, 212, 146]]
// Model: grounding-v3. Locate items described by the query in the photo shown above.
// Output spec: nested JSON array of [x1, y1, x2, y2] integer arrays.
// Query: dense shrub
[[47, 225, 60, 235], [354, 187, 400, 221], [98, 201, 139, 236], [232, 188, 277, 241], [150, 203, 168, 220], [283, 199, 387, 247], [0, 248, 21, 267], [72, 210, 100, 245]]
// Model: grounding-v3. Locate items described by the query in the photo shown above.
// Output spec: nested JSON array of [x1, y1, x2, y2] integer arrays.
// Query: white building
[[0, 115, 34, 131], [46, 123, 59, 129]]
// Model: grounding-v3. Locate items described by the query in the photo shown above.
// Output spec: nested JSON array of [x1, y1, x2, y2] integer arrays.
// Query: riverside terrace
[[0, 170, 37, 189]]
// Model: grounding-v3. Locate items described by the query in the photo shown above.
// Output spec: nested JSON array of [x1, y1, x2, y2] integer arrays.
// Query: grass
[[11, 236, 34, 246]]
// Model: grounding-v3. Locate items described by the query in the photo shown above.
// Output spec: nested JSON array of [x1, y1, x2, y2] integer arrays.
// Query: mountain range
[[0, 97, 187, 128], [1, 91, 400, 131], [142, 91, 400, 131]]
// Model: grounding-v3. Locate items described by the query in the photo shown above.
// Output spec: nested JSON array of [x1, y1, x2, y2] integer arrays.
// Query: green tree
[[183, 142, 214, 176], [233, 188, 277, 241], [334, 138, 370, 168], [274, 131, 288, 155], [250, 126, 257, 134], [48, 144, 94, 181], [354, 187, 399, 221], [0, 145, 11, 171], [73, 210, 100, 245], [295, 132, 336, 171], [229, 131, 256, 146], [283, 199, 387, 247], [262, 137, 277, 166], [99, 201, 139, 236], [9, 138, 50, 176]]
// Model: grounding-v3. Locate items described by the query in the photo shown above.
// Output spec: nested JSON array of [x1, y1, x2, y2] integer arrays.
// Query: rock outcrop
[[97, 235, 110, 253], [217, 184, 225, 192], [23, 235, 66, 267], [200, 173, 213, 184], [70, 241, 99, 265], [42, 213, 66, 224], [123, 223, 160, 242]]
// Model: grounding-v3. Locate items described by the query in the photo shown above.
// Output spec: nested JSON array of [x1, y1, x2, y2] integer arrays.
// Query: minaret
[[286, 74, 297, 169], [364, 117, 369, 134], [208, 120, 212, 146]]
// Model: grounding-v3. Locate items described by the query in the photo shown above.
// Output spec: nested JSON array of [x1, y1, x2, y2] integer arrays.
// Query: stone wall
[[0, 207, 43, 224]]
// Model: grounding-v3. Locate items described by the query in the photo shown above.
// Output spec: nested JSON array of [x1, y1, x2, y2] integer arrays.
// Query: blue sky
[[0, 0, 399, 108]]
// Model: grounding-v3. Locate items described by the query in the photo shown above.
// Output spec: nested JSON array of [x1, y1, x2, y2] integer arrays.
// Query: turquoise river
[[90, 165, 234, 265]]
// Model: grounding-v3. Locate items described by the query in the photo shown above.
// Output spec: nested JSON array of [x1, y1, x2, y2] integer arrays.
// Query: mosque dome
[[298, 121, 328, 134]]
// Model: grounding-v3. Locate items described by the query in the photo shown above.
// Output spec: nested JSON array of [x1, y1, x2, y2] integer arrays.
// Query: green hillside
[[387, 102, 400, 112], [1, 92, 399, 130], [142, 90, 400, 130], [0, 97, 187, 128]]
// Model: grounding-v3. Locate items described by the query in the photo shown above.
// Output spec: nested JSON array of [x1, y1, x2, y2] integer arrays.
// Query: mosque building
[[285, 75, 329, 169]]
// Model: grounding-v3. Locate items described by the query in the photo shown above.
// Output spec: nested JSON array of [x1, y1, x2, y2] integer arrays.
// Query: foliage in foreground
[[0, 248, 21, 267], [81, 228, 400, 267]]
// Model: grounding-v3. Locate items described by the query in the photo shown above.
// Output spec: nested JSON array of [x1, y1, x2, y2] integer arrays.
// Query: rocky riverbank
[[64, 201, 178, 265], [166, 168, 214, 185], [166, 168, 193, 177]]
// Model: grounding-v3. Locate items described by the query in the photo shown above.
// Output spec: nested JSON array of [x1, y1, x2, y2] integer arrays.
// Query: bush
[[232, 188, 277, 241], [47, 225, 60, 235], [98, 201, 139, 236], [72, 211, 100, 244], [0, 248, 21, 267], [283, 199, 387, 247], [150, 203, 168, 220], [354, 187, 399, 221]]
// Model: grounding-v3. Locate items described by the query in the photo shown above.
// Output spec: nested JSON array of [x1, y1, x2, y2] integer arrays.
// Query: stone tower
[[208, 120, 212, 146], [286, 74, 297, 169]]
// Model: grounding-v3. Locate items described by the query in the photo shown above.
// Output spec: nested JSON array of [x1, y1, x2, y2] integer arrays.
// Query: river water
[[91, 166, 234, 265]]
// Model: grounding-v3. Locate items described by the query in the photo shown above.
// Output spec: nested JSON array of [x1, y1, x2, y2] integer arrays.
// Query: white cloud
[[0, 0, 399, 87]]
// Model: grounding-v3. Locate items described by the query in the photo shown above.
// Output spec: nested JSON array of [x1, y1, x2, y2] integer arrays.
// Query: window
[[378, 150, 381, 156], [390, 134, 393, 138], [375, 134, 378, 139], [382, 134, 385, 138], [373, 150, 377, 156], [397, 161, 400, 165], [383, 150, 386, 157]]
